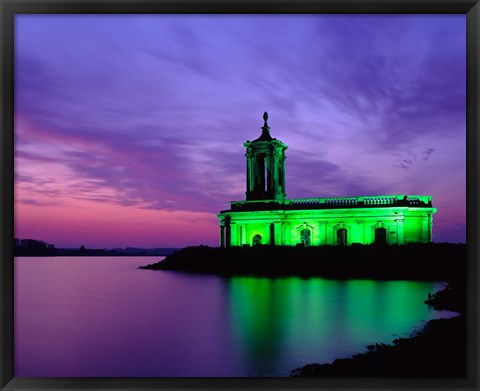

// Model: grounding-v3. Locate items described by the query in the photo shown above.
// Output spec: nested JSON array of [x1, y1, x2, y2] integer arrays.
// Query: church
[[217, 112, 436, 247]]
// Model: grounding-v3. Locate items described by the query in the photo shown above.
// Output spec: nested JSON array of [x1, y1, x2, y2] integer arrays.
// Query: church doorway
[[252, 234, 262, 246], [374, 228, 387, 245], [336, 228, 347, 246], [300, 229, 311, 246]]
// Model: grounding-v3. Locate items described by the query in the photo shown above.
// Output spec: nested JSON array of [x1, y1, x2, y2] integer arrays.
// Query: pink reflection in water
[[14, 256, 458, 377], [15, 257, 234, 377]]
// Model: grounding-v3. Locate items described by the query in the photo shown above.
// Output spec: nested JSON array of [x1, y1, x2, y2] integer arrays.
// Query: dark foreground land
[[290, 314, 466, 377], [141, 243, 467, 377], [139, 243, 465, 282]]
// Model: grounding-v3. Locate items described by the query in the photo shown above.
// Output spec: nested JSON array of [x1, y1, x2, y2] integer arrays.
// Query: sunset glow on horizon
[[14, 14, 466, 248]]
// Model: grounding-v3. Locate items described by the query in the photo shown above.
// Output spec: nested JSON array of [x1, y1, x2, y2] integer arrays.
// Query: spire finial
[[254, 111, 273, 141]]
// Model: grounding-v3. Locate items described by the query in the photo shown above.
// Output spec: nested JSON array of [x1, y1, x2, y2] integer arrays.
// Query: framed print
[[1, 0, 479, 390]]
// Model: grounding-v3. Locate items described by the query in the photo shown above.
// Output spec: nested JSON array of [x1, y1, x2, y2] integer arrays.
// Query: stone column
[[226, 224, 231, 247], [318, 221, 328, 245], [267, 150, 273, 197], [245, 153, 252, 194], [273, 150, 279, 198], [238, 224, 243, 246], [220, 226, 225, 248], [283, 222, 291, 246], [396, 219, 405, 245], [421, 217, 429, 243], [428, 212, 433, 242], [356, 220, 365, 244], [230, 223, 237, 246], [264, 153, 270, 195], [273, 222, 282, 245], [264, 223, 271, 245]]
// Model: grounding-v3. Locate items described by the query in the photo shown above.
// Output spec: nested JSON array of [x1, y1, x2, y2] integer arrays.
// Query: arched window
[[253, 234, 262, 246], [336, 228, 347, 246], [374, 228, 387, 245], [300, 229, 311, 246]]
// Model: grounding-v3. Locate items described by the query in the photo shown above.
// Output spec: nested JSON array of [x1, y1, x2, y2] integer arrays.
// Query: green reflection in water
[[380, 281, 443, 335], [227, 276, 451, 376], [228, 277, 289, 375]]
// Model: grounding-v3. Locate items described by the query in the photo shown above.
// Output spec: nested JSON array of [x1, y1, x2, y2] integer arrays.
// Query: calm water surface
[[14, 256, 457, 377]]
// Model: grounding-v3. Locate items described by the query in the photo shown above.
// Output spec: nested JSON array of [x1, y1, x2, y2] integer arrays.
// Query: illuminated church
[[217, 112, 436, 247]]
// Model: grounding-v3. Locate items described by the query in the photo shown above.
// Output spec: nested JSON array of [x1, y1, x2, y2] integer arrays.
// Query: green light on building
[[218, 112, 436, 247]]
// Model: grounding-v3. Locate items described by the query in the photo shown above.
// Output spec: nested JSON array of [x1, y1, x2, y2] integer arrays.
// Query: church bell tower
[[244, 112, 288, 201]]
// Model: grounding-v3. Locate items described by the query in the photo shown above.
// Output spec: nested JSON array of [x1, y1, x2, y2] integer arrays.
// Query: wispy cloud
[[14, 14, 466, 246]]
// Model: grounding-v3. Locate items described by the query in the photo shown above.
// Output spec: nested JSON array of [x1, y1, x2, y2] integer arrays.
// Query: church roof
[[252, 111, 275, 142]]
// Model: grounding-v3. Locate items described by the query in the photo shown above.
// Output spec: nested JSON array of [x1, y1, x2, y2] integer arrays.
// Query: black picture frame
[[1, 0, 478, 390]]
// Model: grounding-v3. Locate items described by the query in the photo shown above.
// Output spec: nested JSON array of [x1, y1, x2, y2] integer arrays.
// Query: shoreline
[[139, 243, 465, 282], [290, 280, 466, 377], [140, 243, 466, 377], [290, 314, 465, 377]]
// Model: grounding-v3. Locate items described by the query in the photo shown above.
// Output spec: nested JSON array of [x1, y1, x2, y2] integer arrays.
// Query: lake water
[[14, 256, 458, 377]]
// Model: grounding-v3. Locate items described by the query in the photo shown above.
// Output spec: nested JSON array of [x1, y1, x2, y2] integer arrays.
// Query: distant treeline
[[14, 238, 180, 257], [139, 242, 466, 284]]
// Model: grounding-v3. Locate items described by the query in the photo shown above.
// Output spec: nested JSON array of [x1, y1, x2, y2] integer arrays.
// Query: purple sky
[[14, 14, 466, 248]]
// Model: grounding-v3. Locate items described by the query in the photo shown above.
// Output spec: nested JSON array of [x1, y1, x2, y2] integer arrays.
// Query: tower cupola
[[243, 112, 288, 201]]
